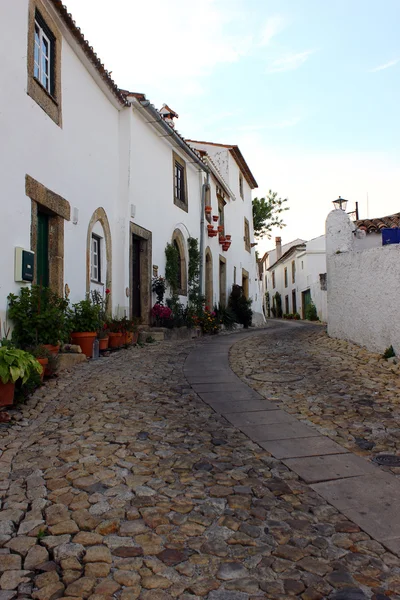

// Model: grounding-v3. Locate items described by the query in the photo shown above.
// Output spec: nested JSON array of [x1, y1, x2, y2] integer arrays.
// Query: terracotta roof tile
[[356, 212, 400, 233], [49, 1, 129, 106]]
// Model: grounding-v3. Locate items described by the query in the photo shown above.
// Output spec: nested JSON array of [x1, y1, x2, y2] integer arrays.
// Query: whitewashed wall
[[326, 210, 400, 354], [0, 0, 124, 328]]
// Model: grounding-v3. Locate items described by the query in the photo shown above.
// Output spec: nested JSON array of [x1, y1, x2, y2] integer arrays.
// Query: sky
[[64, 0, 400, 255]]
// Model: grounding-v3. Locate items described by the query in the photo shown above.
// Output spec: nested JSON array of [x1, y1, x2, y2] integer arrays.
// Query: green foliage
[[213, 303, 236, 330], [165, 242, 179, 294], [0, 346, 43, 385], [294, 313, 301, 320], [252, 190, 289, 239], [274, 292, 283, 318], [152, 276, 166, 304], [69, 298, 100, 333], [305, 301, 318, 321], [146, 336, 156, 344], [265, 292, 271, 318], [8, 286, 69, 348], [228, 285, 253, 328], [36, 529, 47, 540], [166, 294, 186, 328], [27, 344, 57, 374], [383, 345, 396, 359], [187, 237, 205, 317]]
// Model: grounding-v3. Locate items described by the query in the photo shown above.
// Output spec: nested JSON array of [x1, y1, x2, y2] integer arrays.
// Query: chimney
[[275, 236, 282, 260], [159, 104, 179, 128]]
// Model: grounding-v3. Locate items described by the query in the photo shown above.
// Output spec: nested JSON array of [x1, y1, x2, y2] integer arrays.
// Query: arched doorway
[[205, 247, 213, 309], [172, 229, 187, 296]]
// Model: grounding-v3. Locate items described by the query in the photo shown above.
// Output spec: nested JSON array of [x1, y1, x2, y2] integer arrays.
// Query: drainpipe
[[199, 172, 210, 296]]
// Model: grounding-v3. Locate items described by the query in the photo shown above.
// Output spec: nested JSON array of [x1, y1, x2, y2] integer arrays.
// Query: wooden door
[[37, 211, 49, 287], [131, 235, 141, 318]]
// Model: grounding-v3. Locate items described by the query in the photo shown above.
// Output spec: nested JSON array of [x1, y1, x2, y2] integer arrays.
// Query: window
[[265, 274, 268, 289], [27, 2, 62, 125], [244, 218, 251, 252], [218, 195, 225, 233], [234, 266, 237, 285], [284, 267, 288, 288], [272, 271, 276, 289], [173, 152, 188, 212], [239, 173, 244, 199], [301, 261, 304, 270], [292, 290, 297, 314], [91, 235, 101, 282], [292, 260, 296, 283], [285, 295, 289, 314], [34, 13, 54, 94]]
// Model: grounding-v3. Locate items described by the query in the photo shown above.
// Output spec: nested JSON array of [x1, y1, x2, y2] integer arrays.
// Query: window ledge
[[91, 279, 104, 285], [32, 76, 59, 106]]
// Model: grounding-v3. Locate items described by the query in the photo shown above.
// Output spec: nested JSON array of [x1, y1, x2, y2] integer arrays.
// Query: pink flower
[[105, 288, 111, 294]]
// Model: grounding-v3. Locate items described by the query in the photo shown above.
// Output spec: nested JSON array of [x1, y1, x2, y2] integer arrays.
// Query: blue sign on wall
[[382, 228, 400, 246]]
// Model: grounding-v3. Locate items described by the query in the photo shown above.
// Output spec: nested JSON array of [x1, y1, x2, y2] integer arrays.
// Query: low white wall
[[326, 210, 400, 354]]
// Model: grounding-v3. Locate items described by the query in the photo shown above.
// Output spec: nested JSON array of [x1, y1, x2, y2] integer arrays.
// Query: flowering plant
[[151, 303, 173, 326], [152, 277, 166, 305], [191, 307, 220, 334]]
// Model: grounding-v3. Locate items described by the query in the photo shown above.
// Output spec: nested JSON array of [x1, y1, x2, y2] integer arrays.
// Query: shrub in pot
[[0, 347, 43, 406], [107, 318, 124, 348], [28, 345, 57, 380], [7, 286, 69, 351], [125, 318, 139, 344], [69, 298, 100, 358]]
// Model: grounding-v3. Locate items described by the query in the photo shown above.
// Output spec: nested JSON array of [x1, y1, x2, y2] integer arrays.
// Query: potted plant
[[98, 326, 109, 351], [69, 298, 100, 358], [107, 318, 124, 348], [27, 345, 56, 381], [125, 318, 139, 344], [7, 286, 69, 353], [91, 290, 111, 351], [205, 205, 212, 214], [217, 225, 224, 233], [212, 215, 219, 222], [0, 347, 43, 406]]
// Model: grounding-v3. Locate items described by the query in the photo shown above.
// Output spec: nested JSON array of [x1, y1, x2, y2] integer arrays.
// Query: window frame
[[239, 173, 244, 200], [244, 217, 251, 252], [91, 234, 102, 283], [284, 267, 288, 288], [172, 152, 188, 212], [27, 1, 62, 126], [292, 260, 296, 283], [272, 271, 276, 289]]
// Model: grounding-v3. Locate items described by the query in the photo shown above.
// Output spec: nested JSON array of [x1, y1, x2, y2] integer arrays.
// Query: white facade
[[0, 0, 263, 331], [260, 236, 327, 321], [326, 209, 400, 354]]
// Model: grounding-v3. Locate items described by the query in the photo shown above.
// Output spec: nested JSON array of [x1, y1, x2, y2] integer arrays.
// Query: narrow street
[[0, 326, 400, 599]]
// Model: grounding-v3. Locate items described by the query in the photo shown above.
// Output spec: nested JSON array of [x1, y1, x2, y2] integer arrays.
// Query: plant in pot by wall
[[107, 318, 125, 348], [0, 347, 43, 407], [125, 318, 139, 344], [91, 289, 111, 350], [28, 345, 57, 380], [7, 286, 69, 353], [69, 298, 100, 358]]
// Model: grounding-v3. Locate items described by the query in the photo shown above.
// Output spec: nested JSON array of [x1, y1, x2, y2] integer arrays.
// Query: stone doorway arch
[[86, 207, 112, 314]]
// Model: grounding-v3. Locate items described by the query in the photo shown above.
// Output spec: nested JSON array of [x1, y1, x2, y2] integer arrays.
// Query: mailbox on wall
[[15, 247, 35, 283]]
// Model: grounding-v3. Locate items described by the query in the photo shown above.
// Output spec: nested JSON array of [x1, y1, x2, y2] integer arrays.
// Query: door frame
[[129, 223, 152, 325], [219, 255, 227, 307]]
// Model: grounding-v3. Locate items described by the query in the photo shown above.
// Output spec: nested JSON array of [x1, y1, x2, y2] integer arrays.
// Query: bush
[[228, 285, 253, 328], [8, 286, 69, 348], [294, 313, 301, 320], [213, 303, 236, 330], [274, 292, 283, 318], [69, 299, 100, 333], [305, 301, 318, 321]]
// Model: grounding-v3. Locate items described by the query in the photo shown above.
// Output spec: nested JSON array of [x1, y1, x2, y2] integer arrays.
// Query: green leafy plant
[[152, 277, 166, 304], [294, 313, 301, 320], [69, 298, 100, 333], [213, 303, 236, 330], [187, 237, 205, 317], [8, 286, 70, 348], [383, 345, 396, 359], [252, 190, 289, 239], [146, 336, 156, 343], [305, 301, 318, 321], [27, 345, 57, 375], [274, 292, 283, 318], [165, 242, 180, 294], [228, 285, 253, 328], [0, 347, 43, 385], [265, 292, 271, 318], [36, 529, 48, 540]]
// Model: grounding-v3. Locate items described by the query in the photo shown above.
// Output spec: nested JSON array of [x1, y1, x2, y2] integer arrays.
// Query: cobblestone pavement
[[0, 335, 400, 600], [230, 322, 400, 473]]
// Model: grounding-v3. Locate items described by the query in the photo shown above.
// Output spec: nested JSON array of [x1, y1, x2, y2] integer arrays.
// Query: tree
[[252, 190, 289, 239]]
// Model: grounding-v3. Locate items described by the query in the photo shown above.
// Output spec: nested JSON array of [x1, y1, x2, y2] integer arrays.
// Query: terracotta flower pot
[[43, 344, 60, 356], [99, 337, 109, 351], [212, 215, 219, 222], [132, 332, 139, 344], [219, 236, 226, 243], [70, 332, 97, 358], [37, 358, 48, 382], [205, 206, 212, 214], [108, 332, 123, 348], [217, 226, 224, 233], [225, 235, 231, 240], [208, 229, 217, 237], [0, 381, 15, 407]]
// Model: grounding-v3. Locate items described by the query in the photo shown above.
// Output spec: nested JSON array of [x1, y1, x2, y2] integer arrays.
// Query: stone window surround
[[27, 0, 62, 126], [130, 222, 152, 324], [26, 174, 70, 296], [242, 268, 249, 299], [244, 217, 251, 253], [86, 208, 112, 313], [173, 151, 188, 213], [171, 228, 187, 297]]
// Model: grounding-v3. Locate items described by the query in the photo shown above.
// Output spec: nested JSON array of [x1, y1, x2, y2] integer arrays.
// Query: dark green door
[[302, 289, 311, 319], [37, 212, 49, 287]]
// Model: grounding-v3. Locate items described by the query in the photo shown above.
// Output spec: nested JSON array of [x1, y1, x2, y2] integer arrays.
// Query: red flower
[[105, 288, 111, 294]]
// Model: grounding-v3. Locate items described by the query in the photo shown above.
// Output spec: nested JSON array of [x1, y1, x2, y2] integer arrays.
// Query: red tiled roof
[[186, 140, 258, 189], [356, 212, 400, 233], [49, 1, 129, 106]]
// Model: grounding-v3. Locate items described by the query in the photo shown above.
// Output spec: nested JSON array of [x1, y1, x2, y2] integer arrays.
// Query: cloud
[[369, 58, 399, 72], [266, 50, 314, 73], [260, 15, 286, 46]]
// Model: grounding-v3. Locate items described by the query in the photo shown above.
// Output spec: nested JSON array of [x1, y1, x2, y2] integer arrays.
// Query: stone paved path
[[0, 332, 400, 599]]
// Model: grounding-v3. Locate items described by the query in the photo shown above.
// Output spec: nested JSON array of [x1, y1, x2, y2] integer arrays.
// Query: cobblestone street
[[1, 331, 400, 600]]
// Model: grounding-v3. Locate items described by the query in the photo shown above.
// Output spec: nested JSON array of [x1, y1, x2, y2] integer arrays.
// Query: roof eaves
[[49, 0, 129, 107], [267, 244, 306, 270]]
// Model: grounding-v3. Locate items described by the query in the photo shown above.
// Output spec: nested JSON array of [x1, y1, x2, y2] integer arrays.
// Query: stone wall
[[326, 209, 400, 354]]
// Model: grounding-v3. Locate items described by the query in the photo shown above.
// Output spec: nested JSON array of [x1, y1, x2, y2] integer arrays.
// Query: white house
[[326, 209, 400, 354], [260, 235, 327, 321], [0, 0, 264, 332]]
